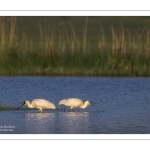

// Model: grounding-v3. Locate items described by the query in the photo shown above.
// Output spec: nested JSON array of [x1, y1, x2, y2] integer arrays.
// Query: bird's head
[[87, 101, 97, 106], [24, 100, 29, 106], [17, 101, 25, 110], [84, 100, 91, 106], [17, 100, 29, 110]]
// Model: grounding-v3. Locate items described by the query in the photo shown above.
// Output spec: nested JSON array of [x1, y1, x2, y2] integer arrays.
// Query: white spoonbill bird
[[59, 98, 92, 111], [17, 99, 56, 113]]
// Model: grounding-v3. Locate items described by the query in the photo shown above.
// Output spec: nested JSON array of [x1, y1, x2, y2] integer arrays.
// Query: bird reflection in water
[[25, 112, 55, 134], [58, 112, 90, 134], [24, 112, 90, 134]]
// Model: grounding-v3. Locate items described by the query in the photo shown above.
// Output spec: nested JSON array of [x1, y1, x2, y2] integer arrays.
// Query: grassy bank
[[0, 102, 19, 111], [0, 16, 150, 76]]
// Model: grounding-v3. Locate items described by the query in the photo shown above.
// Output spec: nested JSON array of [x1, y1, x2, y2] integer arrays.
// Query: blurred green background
[[16, 16, 148, 39], [0, 16, 150, 76]]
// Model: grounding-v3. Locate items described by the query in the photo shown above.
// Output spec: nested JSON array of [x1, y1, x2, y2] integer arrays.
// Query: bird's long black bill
[[90, 102, 98, 107], [17, 103, 24, 110]]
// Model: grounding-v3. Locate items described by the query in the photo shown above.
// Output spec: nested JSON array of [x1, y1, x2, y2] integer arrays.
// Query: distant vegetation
[[0, 16, 150, 76]]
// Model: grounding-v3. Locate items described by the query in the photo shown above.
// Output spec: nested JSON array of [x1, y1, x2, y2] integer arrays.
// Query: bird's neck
[[27, 103, 34, 108], [80, 103, 87, 109]]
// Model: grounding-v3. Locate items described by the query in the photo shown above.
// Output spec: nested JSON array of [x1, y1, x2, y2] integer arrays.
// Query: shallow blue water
[[0, 77, 150, 134]]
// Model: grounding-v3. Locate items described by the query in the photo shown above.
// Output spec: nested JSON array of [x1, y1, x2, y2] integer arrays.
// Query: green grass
[[0, 16, 150, 76], [0, 105, 16, 111], [0, 101, 31, 111]]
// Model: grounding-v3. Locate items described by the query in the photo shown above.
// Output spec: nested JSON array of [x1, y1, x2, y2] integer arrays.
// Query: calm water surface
[[0, 77, 150, 134]]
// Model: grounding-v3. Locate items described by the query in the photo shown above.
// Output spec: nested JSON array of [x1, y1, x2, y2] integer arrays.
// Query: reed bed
[[0, 16, 150, 76], [0, 101, 32, 111], [0, 105, 16, 111]]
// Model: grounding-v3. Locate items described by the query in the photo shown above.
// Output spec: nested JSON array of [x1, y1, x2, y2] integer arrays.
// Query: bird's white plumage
[[24, 99, 56, 112], [59, 98, 91, 110]]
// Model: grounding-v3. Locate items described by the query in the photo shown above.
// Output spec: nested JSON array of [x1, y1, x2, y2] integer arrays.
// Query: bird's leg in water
[[68, 107, 72, 112], [38, 108, 42, 113], [70, 106, 74, 112], [68, 108, 73, 112]]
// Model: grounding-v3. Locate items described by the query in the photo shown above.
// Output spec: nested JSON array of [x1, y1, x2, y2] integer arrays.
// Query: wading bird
[[59, 98, 93, 111], [17, 99, 56, 113]]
